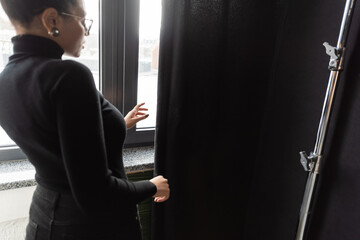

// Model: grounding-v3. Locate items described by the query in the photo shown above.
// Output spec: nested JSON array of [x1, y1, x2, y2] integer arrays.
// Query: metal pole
[[295, 0, 356, 239]]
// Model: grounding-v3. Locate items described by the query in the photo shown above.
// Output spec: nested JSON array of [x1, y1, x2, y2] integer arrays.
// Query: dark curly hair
[[0, 0, 79, 26]]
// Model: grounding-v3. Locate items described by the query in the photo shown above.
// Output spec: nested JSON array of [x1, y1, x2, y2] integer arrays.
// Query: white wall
[[0, 186, 36, 240]]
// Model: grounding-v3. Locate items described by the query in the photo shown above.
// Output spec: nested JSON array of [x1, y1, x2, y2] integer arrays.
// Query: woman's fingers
[[136, 112, 147, 116], [154, 196, 169, 203], [135, 102, 146, 110], [138, 115, 149, 120], [150, 175, 170, 203]]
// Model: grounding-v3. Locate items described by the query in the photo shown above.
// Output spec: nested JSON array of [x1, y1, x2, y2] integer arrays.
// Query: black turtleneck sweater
[[0, 35, 156, 216]]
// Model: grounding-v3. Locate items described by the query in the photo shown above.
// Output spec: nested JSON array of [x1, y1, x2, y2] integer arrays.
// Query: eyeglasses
[[60, 12, 93, 36]]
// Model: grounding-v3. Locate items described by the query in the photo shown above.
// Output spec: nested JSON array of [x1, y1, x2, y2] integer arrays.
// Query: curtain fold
[[153, 1, 279, 239], [152, 0, 360, 239]]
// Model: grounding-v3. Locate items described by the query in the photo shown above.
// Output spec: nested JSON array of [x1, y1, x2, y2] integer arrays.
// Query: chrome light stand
[[295, 0, 357, 239]]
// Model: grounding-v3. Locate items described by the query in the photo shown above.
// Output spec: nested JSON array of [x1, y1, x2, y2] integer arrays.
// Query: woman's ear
[[40, 8, 62, 35]]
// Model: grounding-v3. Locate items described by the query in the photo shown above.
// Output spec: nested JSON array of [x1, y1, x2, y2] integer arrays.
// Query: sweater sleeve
[[51, 61, 156, 216]]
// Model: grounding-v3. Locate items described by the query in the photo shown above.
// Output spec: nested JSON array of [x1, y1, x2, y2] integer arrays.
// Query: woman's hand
[[150, 175, 170, 203], [124, 103, 149, 129]]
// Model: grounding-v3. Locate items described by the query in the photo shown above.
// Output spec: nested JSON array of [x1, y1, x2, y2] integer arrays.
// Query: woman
[[0, 0, 170, 239]]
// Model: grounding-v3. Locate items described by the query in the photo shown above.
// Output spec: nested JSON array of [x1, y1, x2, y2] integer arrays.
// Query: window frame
[[0, 0, 155, 161], [101, 0, 155, 148]]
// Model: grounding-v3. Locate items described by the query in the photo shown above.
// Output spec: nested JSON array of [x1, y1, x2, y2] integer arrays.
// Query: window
[[136, 0, 162, 129], [0, 6, 16, 149], [0, 6, 21, 160], [0, 0, 160, 161], [101, 0, 161, 146]]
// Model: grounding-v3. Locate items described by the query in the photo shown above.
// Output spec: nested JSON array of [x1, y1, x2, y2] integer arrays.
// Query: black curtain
[[152, 0, 360, 239]]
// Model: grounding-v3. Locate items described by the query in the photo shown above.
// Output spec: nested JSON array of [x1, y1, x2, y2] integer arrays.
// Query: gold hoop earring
[[48, 27, 60, 37]]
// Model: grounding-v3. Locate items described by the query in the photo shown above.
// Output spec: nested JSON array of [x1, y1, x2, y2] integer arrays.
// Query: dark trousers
[[25, 185, 143, 240]]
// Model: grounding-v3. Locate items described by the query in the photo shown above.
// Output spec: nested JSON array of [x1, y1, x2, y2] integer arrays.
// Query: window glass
[[0, 6, 16, 147], [0, 1, 100, 148], [136, 0, 162, 129]]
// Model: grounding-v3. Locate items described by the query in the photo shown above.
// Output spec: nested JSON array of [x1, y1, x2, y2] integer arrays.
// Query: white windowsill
[[0, 146, 154, 191]]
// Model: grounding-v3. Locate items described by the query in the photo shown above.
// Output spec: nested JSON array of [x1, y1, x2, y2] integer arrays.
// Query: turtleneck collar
[[10, 34, 64, 60]]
